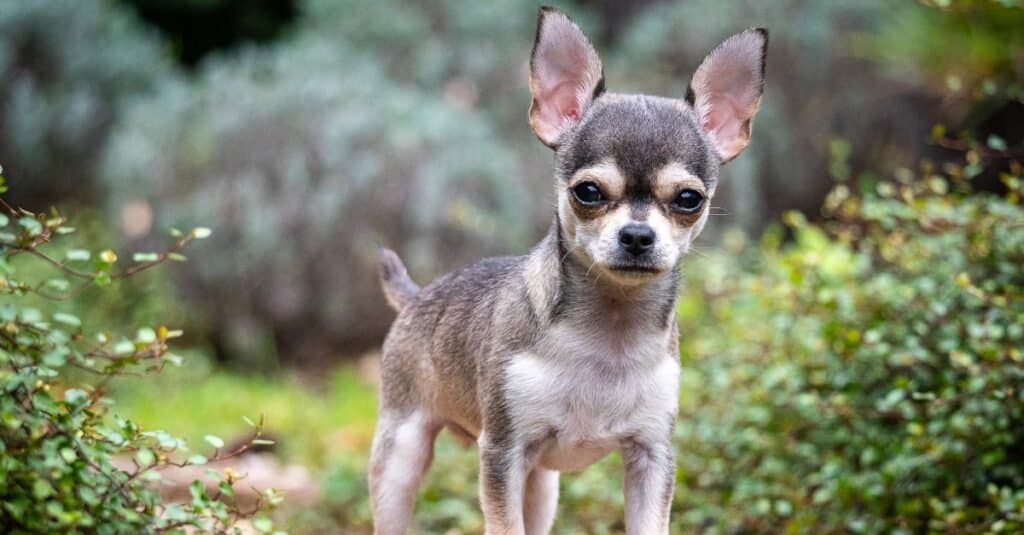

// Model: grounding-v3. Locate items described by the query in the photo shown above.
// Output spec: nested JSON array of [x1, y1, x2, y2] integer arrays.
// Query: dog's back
[[377, 251, 533, 435]]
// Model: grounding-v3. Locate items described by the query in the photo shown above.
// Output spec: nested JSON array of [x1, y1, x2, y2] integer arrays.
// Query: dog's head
[[529, 7, 767, 286]]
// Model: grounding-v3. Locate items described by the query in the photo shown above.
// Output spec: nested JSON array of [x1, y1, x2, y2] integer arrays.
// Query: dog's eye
[[672, 189, 704, 213], [571, 181, 605, 205]]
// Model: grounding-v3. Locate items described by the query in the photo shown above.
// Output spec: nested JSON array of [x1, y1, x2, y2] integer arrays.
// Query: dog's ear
[[529, 7, 604, 149], [687, 28, 768, 163]]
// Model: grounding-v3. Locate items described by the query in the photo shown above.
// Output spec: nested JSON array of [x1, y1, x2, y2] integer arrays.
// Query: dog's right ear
[[529, 6, 604, 149]]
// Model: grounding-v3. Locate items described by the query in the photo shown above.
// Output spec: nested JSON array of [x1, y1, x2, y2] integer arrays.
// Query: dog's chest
[[505, 322, 679, 472]]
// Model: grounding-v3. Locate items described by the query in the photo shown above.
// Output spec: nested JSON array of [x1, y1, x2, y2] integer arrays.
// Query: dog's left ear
[[529, 7, 604, 149], [687, 28, 768, 163]]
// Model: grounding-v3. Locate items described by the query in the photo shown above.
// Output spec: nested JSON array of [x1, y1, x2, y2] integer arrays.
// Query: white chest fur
[[504, 322, 680, 472]]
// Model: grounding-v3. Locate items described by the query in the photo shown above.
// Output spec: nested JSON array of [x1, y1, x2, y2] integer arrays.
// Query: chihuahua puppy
[[370, 6, 766, 534]]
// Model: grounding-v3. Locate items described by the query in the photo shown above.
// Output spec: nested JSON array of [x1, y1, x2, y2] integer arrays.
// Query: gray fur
[[378, 247, 420, 311], [370, 7, 766, 534]]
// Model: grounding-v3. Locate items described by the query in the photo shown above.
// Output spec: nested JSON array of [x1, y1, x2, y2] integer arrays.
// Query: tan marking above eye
[[569, 159, 625, 200], [652, 162, 706, 203]]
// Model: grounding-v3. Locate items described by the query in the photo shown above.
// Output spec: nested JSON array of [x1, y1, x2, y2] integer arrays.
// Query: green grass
[[109, 351, 378, 466]]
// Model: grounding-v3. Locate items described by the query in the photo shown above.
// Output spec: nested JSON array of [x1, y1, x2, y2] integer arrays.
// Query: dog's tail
[[378, 247, 420, 312]]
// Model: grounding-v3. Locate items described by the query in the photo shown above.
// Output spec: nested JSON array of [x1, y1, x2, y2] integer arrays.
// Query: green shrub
[[671, 170, 1024, 533], [0, 181, 282, 534]]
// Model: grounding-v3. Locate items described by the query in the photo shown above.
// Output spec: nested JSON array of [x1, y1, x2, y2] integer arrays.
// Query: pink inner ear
[[529, 11, 603, 146], [533, 79, 586, 142], [552, 82, 582, 121], [704, 96, 748, 159], [703, 93, 745, 133], [698, 82, 758, 160], [702, 95, 730, 131], [690, 29, 766, 161]]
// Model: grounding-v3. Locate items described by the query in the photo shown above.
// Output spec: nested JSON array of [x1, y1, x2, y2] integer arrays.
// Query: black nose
[[618, 223, 656, 256]]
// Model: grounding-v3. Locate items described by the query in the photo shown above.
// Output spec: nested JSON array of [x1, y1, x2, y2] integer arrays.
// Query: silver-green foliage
[[102, 27, 530, 363], [0, 0, 168, 204]]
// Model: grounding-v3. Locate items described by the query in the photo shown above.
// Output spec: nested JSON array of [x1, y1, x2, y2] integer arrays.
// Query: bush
[[101, 29, 533, 367], [0, 181, 282, 533], [0, 0, 171, 208], [670, 170, 1024, 533]]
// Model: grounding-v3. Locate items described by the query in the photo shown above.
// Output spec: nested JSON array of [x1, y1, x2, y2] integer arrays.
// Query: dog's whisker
[[560, 243, 581, 265]]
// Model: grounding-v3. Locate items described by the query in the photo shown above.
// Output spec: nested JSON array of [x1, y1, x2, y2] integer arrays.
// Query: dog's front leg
[[622, 437, 676, 534], [479, 435, 531, 535]]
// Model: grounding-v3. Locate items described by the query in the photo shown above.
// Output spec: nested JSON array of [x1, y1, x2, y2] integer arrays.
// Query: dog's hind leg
[[369, 409, 440, 534], [523, 467, 559, 535]]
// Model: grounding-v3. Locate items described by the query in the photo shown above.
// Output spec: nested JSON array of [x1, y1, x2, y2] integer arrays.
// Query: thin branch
[[113, 236, 194, 280], [21, 248, 95, 279], [935, 137, 1024, 159]]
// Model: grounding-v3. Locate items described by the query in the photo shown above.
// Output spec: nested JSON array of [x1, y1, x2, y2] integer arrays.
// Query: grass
[[109, 351, 378, 467]]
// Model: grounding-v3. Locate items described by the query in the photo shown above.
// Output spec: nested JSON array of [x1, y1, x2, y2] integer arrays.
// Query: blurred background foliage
[[6, 0, 1022, 365], [2, 0, 1023, 532]]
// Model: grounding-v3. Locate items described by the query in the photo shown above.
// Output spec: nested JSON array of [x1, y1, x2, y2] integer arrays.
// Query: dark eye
[[672, 189, 704, 213], [571, 181, 605, 205]]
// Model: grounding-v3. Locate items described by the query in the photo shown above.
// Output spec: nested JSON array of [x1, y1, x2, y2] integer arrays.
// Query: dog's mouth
[[606, 264, 664, 276]]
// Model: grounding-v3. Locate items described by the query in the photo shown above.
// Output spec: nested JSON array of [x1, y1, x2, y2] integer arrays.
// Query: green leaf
[[251, 517, 273, 533], [94, 270, 112, 287], [132, 252, 159, 263], [964, 163, 983, 178], [60, 447, 77, 463], [204, 435, 224, 449], [63, 389, 88, 405], [18, 217, 42, 236], [0, 214, 7, 227], [112, 340, 135, 355], [163, 504, 187, 521], [43, 350, 68, 367], [191, 227, 212, 239], [987, 134, 1008, 151], [252, 439, 276, 446], [189, 480, 207, 503], [65, 249, 91, 262], [135, 327, 157, 344], [45, 278, 70, 292], [53, 312, 82, 327], [242, 415, 256, 427], [78, 486, 98, 506], [33, 479, 53, 499], [136, 448, 155, 467], [168, 252, 187, 262], [20, 308, 42, 323], [187, 454, 208, 465]]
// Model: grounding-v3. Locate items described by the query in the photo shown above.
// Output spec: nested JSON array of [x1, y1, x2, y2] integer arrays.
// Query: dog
[[370, 6, 767, 534]]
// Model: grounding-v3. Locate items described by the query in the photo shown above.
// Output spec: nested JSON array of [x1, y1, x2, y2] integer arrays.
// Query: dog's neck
[[524, 222, 679, 333]]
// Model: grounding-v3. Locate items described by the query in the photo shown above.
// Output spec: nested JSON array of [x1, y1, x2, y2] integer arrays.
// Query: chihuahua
[[370, 6, 767, 534]]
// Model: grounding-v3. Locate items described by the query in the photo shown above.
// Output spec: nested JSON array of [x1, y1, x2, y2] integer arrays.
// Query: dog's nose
[[618, 223, 656, 256]]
